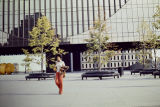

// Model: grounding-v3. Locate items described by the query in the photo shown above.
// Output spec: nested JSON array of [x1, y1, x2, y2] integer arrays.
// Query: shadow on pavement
[[0, 93, 59, 96]]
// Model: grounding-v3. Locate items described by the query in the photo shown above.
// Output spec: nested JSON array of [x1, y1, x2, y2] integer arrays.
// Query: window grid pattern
[[80, 50, 152, 70], [0, 0, 160, 47]]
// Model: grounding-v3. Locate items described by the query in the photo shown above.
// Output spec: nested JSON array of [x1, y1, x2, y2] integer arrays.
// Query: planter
[[5, 63, 15, 74], [0, 63, 6, 75]]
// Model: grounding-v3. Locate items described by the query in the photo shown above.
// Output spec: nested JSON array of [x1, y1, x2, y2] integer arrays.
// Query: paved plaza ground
[[0, 71, 160, 107]]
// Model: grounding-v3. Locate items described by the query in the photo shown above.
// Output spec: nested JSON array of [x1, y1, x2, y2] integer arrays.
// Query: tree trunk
[[98, 51, 101, 71], [41, 46, 44, 73], [154, 48, 157, 70], [143, 45, 145, 69], [98, 36, 101, 72], [25, 65, 26, 73]]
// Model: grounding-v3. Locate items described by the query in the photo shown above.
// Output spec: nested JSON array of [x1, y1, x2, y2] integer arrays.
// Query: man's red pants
[[55, 72, 63, 94]]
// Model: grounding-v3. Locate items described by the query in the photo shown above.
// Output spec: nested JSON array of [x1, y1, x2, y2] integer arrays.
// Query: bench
[[139, 69, 156, 76], [131, 69, 143, 75], [153, 71, 160, 78], [25, 73, 55, 80], [81, 71, 119, 80]]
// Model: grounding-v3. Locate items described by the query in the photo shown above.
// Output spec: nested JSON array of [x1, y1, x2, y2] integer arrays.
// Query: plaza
[[0, 0, 160, 106], [0, 72, 160, 107]]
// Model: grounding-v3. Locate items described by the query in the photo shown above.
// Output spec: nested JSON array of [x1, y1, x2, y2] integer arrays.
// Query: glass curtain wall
[[0, 0, 160, 47]]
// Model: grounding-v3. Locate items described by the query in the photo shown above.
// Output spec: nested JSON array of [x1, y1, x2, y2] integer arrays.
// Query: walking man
[[54, 54, 65, 95]]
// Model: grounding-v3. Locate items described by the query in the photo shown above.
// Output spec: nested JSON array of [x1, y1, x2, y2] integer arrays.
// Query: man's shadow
[[0, 93, 59, 96]]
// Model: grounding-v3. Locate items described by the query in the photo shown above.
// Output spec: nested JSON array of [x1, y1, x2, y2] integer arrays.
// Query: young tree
[[85, 18, 116, 71], [137, 16, 160, 69], [145, 31, 160, 69], [28, 16, 65, 72], [137, 21, 153, 68], [22, 49, 33, 73], [137, 5, 160, 69], [152, 5, 160, 69]]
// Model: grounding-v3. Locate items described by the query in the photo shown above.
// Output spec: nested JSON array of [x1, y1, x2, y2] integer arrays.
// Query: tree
[[137, 6, 160, 69], [137, 20, 153, 68], [22, 49, 33, 73], [28, 16, 66, 72], [85, 18, 116, 71], [152, 5, 160, 69], [145, 31, 160, 69], [137, 5, 160, 69]]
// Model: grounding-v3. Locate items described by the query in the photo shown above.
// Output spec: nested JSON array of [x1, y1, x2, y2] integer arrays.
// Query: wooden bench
[[131, 69, 143, 75], [139, 69, 157, 76], [153, 71, 160, 78], [25, 73, 55, 80], [81, 71, 119, 80]]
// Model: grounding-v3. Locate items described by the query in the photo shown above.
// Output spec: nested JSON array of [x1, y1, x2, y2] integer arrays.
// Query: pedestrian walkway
[[0, 72, 160, 107]]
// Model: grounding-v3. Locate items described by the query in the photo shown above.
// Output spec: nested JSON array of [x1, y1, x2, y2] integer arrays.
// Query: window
[[132, 55, 134, 59], [88, 57, 91, 61], [107, 63, 110, 67], [121, 62, 123, 66]]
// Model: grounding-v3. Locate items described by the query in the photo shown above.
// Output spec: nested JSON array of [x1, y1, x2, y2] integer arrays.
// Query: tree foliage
[[137, 5, 160, 69], [23, 16, 66, 72], [85, 19, 117, 71], [153, 5, 160, 32], [21, 49, 33, 73]]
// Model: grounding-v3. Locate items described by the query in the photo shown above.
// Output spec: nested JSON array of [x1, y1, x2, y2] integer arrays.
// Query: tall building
[[0, 0, 160, 71]]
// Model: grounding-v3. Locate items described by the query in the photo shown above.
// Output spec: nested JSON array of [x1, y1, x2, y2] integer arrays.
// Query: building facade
[[1, 0, 159, 46], [0, 0, 160, 71], [80, 50, 152, 70]]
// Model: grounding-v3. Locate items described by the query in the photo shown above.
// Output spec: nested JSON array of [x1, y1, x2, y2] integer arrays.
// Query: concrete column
[[80, 52, 82, 71], [70, 52, 73, 72], [122, 50, 124, 68]]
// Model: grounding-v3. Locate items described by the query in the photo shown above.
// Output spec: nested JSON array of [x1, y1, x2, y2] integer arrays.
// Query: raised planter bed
[[153, 71, 160, 78], [131, 69, 143, 75], [139, 69, 156, 76], [25, 73, 55, 80], [81, 71, 119, 80]]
